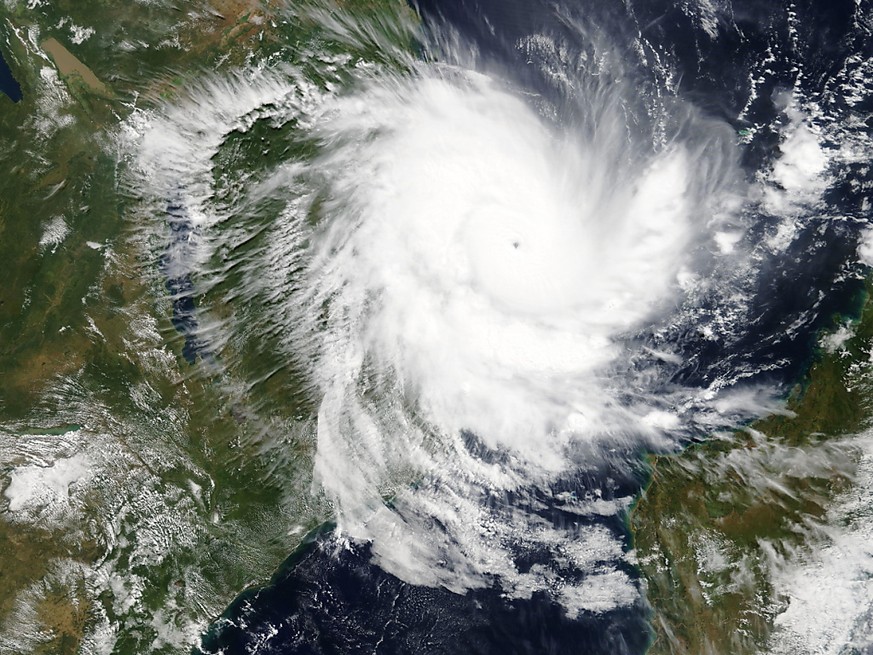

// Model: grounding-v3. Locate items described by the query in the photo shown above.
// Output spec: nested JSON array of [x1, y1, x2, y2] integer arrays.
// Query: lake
[[0, 48, 22, 103]]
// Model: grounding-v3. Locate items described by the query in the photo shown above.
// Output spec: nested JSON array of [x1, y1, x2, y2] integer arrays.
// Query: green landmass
[[0, 0, 413, 652], [631, 281, 873, 654]]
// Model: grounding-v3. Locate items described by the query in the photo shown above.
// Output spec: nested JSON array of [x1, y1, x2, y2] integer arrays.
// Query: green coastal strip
[[631, 280, 873, 654], [0, 1, 416, 653]]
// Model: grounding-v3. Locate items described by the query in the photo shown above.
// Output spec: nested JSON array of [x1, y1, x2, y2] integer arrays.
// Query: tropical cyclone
[[126, 0, 829, 615], [262, 54, 753, 601], [9, 0, 865, 651]]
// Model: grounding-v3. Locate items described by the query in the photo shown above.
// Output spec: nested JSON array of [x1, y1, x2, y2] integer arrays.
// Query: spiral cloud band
[[286, 62, 742, 602], [128, 34, 761, 611]]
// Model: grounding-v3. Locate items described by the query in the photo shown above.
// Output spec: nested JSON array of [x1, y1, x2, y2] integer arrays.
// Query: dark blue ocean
[[193, 0, 872, 653], [199, 522, 649, 655]]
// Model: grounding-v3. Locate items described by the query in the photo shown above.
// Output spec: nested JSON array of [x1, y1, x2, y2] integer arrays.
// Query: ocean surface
[[199, 530, 649, 655]]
